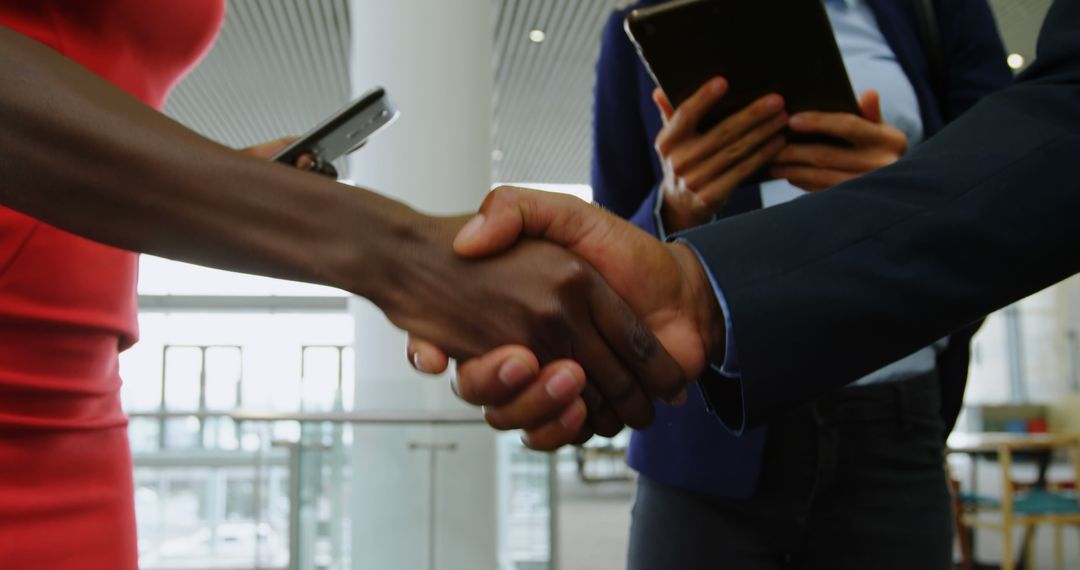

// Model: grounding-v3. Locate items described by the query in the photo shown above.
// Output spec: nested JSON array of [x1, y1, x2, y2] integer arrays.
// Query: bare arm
[[0, 25, 405, 294], [0, 26, 685, 432]]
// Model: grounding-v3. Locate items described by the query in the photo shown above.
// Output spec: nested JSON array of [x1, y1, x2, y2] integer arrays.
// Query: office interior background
[[118, 0, 1077, 568]]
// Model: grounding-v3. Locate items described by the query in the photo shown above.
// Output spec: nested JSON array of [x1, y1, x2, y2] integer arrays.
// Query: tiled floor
[[557, 470, 635, 570]]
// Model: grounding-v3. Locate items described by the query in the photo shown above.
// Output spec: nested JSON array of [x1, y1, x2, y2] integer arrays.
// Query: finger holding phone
[[769, 89, 908, 191], [653, 77, 788, 233], [241, 137, 339, 177]]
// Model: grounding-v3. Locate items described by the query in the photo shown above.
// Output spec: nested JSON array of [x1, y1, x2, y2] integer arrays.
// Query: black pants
[[627, 372, 953, 570]]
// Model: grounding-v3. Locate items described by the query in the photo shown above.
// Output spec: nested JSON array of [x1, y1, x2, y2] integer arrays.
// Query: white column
[[346, 1, 497, 569]]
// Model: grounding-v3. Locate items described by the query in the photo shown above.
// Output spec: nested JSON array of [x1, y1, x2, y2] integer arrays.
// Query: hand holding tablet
[[625, 0, 860, 146]]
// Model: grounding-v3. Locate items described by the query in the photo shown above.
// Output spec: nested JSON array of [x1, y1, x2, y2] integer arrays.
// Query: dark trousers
[[627, 372, 953, 570]]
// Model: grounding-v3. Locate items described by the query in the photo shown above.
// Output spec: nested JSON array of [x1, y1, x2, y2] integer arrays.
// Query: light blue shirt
[[664, 0, 947, 385]]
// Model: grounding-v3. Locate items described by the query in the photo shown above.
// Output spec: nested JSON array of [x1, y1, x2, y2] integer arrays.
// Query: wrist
[[323, 188, 429, 307], [667, 242, 726, 367], [660, 185, 713, 233], [338, 206, 471, 330]]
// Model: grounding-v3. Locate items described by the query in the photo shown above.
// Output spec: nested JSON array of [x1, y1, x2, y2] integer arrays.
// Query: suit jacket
[[592, 0, 1010, 497], [684, 0, 1080, 433]]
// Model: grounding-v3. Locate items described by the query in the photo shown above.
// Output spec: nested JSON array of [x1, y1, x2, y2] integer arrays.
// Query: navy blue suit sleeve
[[929, 0, 1012, 434], [679, 0, 1080, 431], [591, 9, 658, 221], [936, 0, 1014, 121]]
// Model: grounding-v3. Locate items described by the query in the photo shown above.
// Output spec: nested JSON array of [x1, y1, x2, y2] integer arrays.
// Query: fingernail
[[498, 356, 534, 389], [667, 389, 689, 406], [559, 401, 586, 429], [764, 95, 784, 112], [454, 214, 486, 249], [711, 78, 727, 96], [789, 114, 807, 129], [546, 368, 581, 400], [410, 348, 423, 371]]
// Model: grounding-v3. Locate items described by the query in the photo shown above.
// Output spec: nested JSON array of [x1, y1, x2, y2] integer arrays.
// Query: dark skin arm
[[0, 26, 687, 433]]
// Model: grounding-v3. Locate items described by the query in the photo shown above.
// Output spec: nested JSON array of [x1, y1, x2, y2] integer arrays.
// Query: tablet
[[625, 0, 860, 141]]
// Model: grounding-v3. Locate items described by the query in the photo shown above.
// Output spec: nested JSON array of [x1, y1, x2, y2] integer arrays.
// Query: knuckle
[[553, 258, 591, 294], [708, 124, 734, 146], [601, 374, 644, 409], [753, 102, 773, 119], [670, 110, 685, 131], [680, 168, 704, 191], [656, 372, 686, 401], [588, 406, 622, 436], [483, 409, 514, 431], [840, 116, 861, 135], [630, 406, 656, 429], [487, 185, 516, 208], [524, 439, 555, 453], [734, 157, 760, 177], [629, 320, 660, 362], [455, 377, 484, 405], [594, 422, 624, 439], [877, 156, 898, 169], [572, 429, 595, 446], [580, 384, 606, 412], [655, 134, 672, 156], [724, 143, 745, 161], [669, 160, 687, 179], [534, 308, 568, 341]]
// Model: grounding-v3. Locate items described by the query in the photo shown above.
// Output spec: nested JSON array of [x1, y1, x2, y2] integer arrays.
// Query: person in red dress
[[0, 2, 225, 567], [0, 1, 696, 567]]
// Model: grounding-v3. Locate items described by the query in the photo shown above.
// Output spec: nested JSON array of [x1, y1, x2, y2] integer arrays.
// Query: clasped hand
[[405, 187, 724, 450], [242, 138, 701, 446]]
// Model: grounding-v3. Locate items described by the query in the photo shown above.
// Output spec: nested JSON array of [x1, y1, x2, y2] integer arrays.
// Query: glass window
[[138, 255, 348, 297], [163, 347, 203, 412]]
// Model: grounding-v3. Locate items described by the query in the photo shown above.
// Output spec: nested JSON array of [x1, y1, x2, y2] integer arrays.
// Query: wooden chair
[[952, 433, 1080, 570]]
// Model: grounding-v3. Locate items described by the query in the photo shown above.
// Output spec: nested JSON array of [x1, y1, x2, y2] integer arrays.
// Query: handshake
[[377, 185, 726, 451]]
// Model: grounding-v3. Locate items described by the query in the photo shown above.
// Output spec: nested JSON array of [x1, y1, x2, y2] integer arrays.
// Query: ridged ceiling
[[492, 0, 624, 183], [164, 0, 355, 177], [164, 0, 1052, 186]]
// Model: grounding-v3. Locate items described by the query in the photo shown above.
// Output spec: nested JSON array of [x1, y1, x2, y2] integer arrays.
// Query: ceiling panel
[[163, 0, 354, 176], [492, 0, 622, 183], [164, 0, 1053, 187]]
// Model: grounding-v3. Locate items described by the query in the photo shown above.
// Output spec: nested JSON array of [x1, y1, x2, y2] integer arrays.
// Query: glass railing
[[128, 410, 556, 570]]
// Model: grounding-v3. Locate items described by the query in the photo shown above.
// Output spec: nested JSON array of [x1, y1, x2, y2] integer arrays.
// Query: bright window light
[[138, 255, 347, 296], [494, 183, 593, 203]]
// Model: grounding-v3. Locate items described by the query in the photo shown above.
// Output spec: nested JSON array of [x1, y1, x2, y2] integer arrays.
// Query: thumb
[[241, 136, 299, 160], [453, 186, 602, 258], [652, 87, 675, 124], [859, 90, 883, 124]]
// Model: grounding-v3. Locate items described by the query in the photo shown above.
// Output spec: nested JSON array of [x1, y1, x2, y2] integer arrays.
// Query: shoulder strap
[[913, 0, 947, 101]]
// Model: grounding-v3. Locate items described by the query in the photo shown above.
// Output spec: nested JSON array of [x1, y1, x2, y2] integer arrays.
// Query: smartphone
[[273, 86, 399, 167], [625, 0, 860, 145]]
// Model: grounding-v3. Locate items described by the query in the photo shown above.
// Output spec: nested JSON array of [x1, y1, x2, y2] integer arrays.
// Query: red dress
[[0, 1, 223, 567]]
